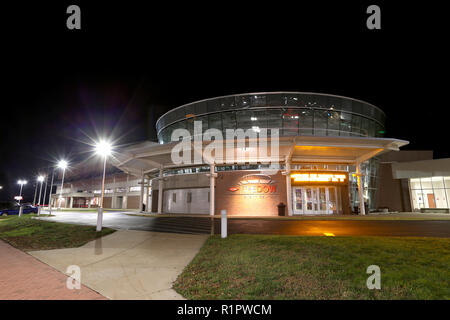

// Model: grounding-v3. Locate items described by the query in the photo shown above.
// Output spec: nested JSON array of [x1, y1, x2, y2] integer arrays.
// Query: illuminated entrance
[[292, 186, 339, 215]]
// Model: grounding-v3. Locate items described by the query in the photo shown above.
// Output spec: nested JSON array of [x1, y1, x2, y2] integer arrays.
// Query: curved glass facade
[[156, 92, 385, 212], [156, 92, 385, 144]]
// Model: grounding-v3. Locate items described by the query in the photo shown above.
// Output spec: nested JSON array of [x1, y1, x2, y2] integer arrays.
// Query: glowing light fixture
[[95, 140, 113, 157], [57, 160, 68, 169], [94, 139, 115, 232], [290, 173, 346, 183]]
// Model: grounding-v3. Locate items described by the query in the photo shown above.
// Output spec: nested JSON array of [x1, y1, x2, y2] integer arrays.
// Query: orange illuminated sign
[[228, 174, 278, 194], [290, 173, 346, 183]]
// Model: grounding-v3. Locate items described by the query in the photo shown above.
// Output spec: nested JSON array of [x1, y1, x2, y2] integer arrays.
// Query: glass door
[[292, 187, 304, 215], [304, 187, 316, 214], [318, 187, 327, 214], [292, 186, 340, 215], [326, 187, 338, 214]]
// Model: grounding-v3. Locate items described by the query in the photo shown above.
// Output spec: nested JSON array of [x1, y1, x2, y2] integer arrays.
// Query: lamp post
[[95, 140, 112, 232], [37, 176, 44, 205], [17, 180, 27, 204], [47, 169, 55, 215], [33, 179, 38, 205], [42, 170, 49, 208], [57, 160, 68, 210]]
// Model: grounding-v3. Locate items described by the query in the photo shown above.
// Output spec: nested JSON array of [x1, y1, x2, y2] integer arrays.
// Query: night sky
[[1, 2, 448, 201]]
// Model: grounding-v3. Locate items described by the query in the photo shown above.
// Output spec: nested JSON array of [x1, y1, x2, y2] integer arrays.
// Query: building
[[52, 92, 416, 216], [377, 151, 450, 213]]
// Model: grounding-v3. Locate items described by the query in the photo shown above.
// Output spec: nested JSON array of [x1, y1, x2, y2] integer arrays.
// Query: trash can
[[277, 202, 286, 216]]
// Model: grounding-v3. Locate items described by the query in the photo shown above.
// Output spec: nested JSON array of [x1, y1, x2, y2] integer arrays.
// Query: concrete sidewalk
[[29, 230, 208, 299], [0, 240, 106, 300]]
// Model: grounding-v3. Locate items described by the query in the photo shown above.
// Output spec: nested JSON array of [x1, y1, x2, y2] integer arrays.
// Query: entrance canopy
[[112, 136, 409, 176]]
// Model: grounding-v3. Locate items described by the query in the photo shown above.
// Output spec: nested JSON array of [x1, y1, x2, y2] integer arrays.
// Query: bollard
[[18, 205, 23, 217], [221, 209, 227, 238], [96, 207, 103, 232], [37, 206, 41, 216]]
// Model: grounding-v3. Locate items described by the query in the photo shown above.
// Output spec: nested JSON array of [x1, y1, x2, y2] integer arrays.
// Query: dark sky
[[1, 2, 448, 201]]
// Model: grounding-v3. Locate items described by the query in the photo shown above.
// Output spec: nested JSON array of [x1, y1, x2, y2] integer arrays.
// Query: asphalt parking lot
[[37, 211, 450, 237]]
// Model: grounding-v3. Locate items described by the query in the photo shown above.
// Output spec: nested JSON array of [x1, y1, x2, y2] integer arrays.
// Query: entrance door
[[292, 186, 339, 215], [304, 187, 318, 215], [293, 187, 304, 214], [427, 193, 436, 208]]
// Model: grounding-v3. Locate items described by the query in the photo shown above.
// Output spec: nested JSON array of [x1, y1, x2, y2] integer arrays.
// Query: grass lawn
[[0, 214, 115, 251], [174, 235, 450, 300]]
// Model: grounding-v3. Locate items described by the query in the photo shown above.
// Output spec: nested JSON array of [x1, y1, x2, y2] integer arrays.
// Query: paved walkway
[[0, 240, 105, 300], [29, 230, 208, 299]]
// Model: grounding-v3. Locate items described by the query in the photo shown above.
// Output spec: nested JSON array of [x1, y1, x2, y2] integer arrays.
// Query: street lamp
[[57, 160, 68, 209], [17, 180, 27, 204], [37, 175, 45, 206], [47, 168, 56, 215], [95, 140, 113, 232]]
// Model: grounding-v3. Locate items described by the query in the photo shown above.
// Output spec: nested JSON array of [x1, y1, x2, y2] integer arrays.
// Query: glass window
[[360, 117, 369, 136], [444, 177, 450, 188], [186, 118, 195, 137], [252, 109, 268, 131], [236, 110, 253, 129], [433, 189, 448, 208], [367, 120, 375, 137], [420, 178, 433, 189], [285, 94, 301, 106], [250, 95, 266, 107], [207, 99, 221, 113], [220, 97, 236, 110], [235, 95, 250, 108], [282, 108, 299, 136], [432, 177, 445, 189], [208, 113, 222, 131], [351, 115, 361, 136], [193, 101, 207, 115], [352, 101, 363, 114], [327, 111, 340, 136], [410, 178, 421, 189], [446, 189, 450, 208], [265, 109, 283, 134], [266, 94, 285, 106], [298, 109, 313, 135], [340, 98, 352, 112], [339, 112, 352, 136], [196, 115, 209, 137], [375, 123, 385, 137], [222, 111, 236, 132], [314, 110, 328, 136]]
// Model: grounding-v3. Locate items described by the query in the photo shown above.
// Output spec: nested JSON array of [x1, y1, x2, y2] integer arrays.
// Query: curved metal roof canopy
[[111, 136, 408, 177]]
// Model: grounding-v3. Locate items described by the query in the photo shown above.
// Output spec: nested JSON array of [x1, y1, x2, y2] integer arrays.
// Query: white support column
[[69, 197, 74, 209], [145, 178, 151, 213], [285, 161, 293, 216], [356, 162, 365, 215], [209, 164, 215, 216], [139, 173, 145, 212], [157, 167, 164, 214], [123, 174, 129, 210]]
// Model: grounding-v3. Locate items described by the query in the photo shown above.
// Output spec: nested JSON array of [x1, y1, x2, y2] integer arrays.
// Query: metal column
[[285, 161, 293, 216], [157, 167, 164, 214], [356, 162, 365, 215], [210, 164, 215, 216]]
